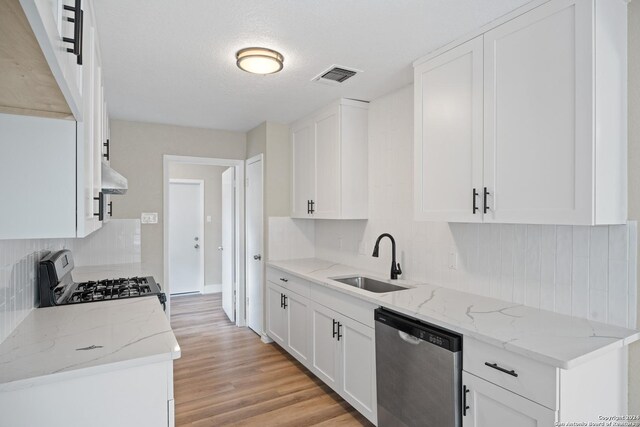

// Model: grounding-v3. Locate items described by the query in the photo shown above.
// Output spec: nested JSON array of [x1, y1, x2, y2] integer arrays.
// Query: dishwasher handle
[[398, 331, 421, 345]]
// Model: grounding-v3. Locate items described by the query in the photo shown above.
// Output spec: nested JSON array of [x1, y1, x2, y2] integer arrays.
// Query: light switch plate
[[141, 212, 158, 224], [207, 215, 212, 223]]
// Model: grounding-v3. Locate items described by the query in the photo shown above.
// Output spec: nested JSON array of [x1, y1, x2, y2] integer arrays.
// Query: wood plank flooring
[[171, 293, 373, 427]]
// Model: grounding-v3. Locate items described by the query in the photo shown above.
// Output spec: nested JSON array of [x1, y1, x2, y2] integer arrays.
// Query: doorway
[[163, 155, 245, 323], [168, 179, 204, 295], [246, 154, 264, 335]]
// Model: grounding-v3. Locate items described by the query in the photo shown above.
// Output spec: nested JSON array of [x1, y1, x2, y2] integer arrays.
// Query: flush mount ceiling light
[[236, 47, 284, 74]]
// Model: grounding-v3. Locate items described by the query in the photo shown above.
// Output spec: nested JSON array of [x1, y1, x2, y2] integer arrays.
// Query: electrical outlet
[[141, 212, 158, 224], [448, 252, 458, 270], [206, 215, 212, 223]]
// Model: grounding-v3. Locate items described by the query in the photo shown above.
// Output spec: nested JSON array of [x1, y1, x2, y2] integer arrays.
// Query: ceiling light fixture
[[236, 47, 284, 75]]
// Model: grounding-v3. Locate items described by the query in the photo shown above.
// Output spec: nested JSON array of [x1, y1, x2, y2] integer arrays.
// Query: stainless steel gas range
[[38, 250, 166, 310]]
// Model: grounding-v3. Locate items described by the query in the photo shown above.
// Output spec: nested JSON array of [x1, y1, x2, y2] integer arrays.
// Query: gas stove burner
[[38, 250, 165, 310]]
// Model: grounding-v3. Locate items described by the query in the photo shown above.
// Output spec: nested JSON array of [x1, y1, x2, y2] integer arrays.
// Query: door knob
[[194, 244, 200, 249], [254, 254, 262, 260], [194, 237, 199, 241], [218, 246, 224, 251]]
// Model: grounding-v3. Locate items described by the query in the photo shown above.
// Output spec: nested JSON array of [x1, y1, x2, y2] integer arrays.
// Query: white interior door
[[246, 156, 263, 334], [169, 180, 204, 295], [221, 167, 235, 322]]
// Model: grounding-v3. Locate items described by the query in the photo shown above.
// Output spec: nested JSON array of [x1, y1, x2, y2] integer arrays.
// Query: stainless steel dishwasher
[[375, 308, 462, 427]]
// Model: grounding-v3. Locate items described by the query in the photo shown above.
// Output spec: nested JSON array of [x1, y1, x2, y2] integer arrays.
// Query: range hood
[[101, 162, 128, 195]]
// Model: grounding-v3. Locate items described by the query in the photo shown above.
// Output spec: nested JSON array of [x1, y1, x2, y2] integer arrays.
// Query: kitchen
[[0, 0, 639, 426]]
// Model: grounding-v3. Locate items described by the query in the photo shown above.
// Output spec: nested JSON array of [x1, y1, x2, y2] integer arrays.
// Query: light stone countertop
[[0, 297, 180, 392], [267, 258, 640, 369]]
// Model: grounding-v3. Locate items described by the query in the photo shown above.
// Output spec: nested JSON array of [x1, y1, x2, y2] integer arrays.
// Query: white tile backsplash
[[0, 239, 67, 343], [67, 219, 141, 266], [268, 217, 315, 261], [0, 219, 142, 344]]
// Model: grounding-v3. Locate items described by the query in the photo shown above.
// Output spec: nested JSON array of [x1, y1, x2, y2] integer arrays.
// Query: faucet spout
[[372, 233, 402, 280]]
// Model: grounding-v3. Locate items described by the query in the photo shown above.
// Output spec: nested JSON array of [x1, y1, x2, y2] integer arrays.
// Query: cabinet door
[[483, 0, 593, 224], [338, 316, 377, 424], [286, 292, 311, 364], [291, 121, 315, 218], [314, 107, 341, 218], [463, 372, 556, 427], [414, 36, 484, 222], [266, 283, 287, 346], [310, 303, 340, 390]]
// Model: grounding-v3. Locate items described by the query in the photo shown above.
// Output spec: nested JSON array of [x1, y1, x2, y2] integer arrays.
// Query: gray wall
[[109, 120, 246, 284], [169, 164, 229, 286], [628, 0, 640, 414]]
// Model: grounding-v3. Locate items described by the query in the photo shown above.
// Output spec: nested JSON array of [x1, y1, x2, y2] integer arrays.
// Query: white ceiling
[[93, 0, 531, 132]]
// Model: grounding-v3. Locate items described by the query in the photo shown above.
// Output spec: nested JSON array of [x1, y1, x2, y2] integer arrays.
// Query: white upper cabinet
[[290, 99, 369, 220], [0, 0, 109, 239], [414, 0, 627, 225], [20, 0, 84, 119], [414, 36, 484, 222], [291, 120, 315, 218]]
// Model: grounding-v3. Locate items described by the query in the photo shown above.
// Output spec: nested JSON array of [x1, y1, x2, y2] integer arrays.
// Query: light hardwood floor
[[171, 293, 373, 426]]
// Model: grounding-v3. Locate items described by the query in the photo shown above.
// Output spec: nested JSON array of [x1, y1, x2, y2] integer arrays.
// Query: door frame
[[168, 178, 205, 295], [163, 155, 246, 325], [245, 154, 265, 337]]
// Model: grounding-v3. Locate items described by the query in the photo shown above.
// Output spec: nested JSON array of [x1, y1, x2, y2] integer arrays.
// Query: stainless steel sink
[[332, 276, 409, 293]]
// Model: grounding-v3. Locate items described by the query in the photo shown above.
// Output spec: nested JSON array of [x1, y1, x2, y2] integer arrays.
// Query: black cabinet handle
[[280, 293, 284, 309], [332, 319, 338, 338], [103, 139, 110, 160], [108, 201, 113, 217], [63, 0, 83, 65], [279, 278, 288, 283], [472, 188, 479, 214], [484, 362, 518, 377], [93, 191, 104, 221], [307, 200, 311, 214], [336, 322, 342, 341], [283, 295, 288, 309], [310, 200, 315, 214], [483, 187, 490, 214], [463, 385, 470, 416]]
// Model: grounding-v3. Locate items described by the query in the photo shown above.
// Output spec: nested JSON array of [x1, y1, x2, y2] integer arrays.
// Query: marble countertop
[[0, 297, 180, 392], [267, 258, 640, 369]]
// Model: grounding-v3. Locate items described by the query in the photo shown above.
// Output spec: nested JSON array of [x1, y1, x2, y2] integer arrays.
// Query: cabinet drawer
[[266, 268, 311, 298], [463, 337, 558, 410]]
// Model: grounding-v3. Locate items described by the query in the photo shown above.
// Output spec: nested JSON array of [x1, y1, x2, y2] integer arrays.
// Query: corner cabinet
[[0, 0, 110, 239], [266, 268, 377, 424], [414, 0, 627, 225], [291, 99, 369, 219]]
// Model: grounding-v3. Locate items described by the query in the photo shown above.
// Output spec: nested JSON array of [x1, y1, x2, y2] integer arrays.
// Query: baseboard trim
[[204, 284, 222, 294]]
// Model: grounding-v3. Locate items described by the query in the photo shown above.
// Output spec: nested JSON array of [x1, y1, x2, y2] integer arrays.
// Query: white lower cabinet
[[462, 371, 556, 427], [310, 303, 340, 389], [266, 282, 287, 347], [0, 361, 174, 427], [286, 290, 312, 364], [266, 271, 377, 424]]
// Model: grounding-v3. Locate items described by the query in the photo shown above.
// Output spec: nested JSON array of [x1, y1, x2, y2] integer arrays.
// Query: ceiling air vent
[[312, 65, 362, 86]]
